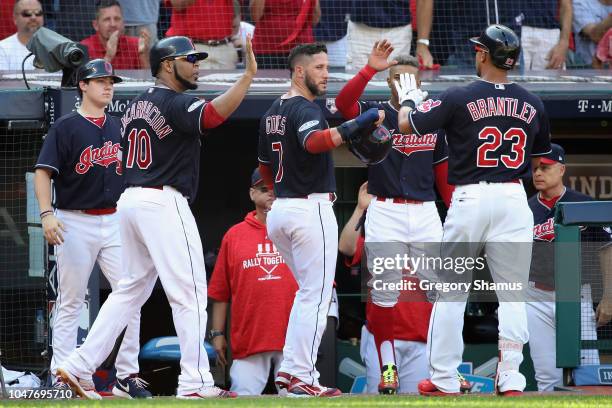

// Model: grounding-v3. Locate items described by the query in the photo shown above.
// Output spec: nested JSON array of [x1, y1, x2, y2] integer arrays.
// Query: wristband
[[401, 100, 416, 110], [337, 119, 360, 142], [209, 329, 224, 339], [40, 210, 53, 219]]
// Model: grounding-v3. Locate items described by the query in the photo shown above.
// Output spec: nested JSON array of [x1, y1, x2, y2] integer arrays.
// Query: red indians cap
[[540, 143, 565, 165], [251, 168, 263, 187]]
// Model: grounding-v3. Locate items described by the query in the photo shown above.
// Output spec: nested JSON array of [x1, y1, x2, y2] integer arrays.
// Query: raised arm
[[339, 182, 371, 257], [415, 0, 434, 68], [209, 34, 257, 119]]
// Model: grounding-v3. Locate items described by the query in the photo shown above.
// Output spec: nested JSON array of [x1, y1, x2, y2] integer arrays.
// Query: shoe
[[56, 368, 102, 400], [418, 379, 460, 396], [176, 386, 237, 399], [458, 373, 472, 393], [498, 390, 523, 396], [275, 371, 293, 390], [112, 375, 152, 399], [52, 377, 72, 391], [378, 364, 398, 395], [287, 377, 342, 397]]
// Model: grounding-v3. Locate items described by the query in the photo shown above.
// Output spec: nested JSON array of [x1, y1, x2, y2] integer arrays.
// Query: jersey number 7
[[271, 141, 284, 183], [477, 126, 526, 169]]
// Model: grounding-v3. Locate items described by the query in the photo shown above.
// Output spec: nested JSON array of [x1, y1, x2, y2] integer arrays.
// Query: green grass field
[[2, 395, 612, 408]]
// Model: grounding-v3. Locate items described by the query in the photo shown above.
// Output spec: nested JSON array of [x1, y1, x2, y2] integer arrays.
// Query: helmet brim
[[469, 37, 488, 51]]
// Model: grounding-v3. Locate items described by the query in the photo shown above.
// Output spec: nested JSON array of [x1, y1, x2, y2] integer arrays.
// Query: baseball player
[[57, 35, 257, 399], [208, 168, 298, 395], [527, 143, 612, 391], [394, 25, 552, 396], [335, 41, 453, 394], [34, 59, 150, 399], [258, 43, 383, 397]]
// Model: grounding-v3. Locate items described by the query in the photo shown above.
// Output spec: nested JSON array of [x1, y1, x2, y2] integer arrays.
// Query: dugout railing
[[555, 201, 612, 385]]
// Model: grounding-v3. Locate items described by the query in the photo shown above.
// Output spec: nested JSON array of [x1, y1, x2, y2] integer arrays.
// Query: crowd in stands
[[0, 0, 610, 72]]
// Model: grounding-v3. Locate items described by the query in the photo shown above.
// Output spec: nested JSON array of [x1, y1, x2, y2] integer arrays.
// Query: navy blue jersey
[[409, 80, 552, 185], [350, 0, 411, 28], [258, 96, 335, 197], [119, 86, 207, 201], [528, 188, 611, 286], [358, 100, 447, 201], [508, 1, 561, 29], [35, 112, 124, 210]]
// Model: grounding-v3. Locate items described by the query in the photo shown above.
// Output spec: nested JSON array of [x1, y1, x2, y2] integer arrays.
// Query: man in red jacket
[[208, 168, 299, 395]]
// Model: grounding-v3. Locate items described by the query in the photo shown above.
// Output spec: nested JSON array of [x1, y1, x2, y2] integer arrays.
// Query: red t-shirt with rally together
[[208, 211, 298, 359], [165, 0, 233, 41], [252, 0, 315, 54], [348, 234, 432, 342], [81, 34, 141, 69]]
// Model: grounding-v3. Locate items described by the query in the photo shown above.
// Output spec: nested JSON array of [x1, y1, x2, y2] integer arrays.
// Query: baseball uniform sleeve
[[168, 95, 207, 135], [258, 117, 271, 164], [208, 232, 232, 302], [409, 89, 456, 136], [35, 125, 62, 175], [531, 105, 552, 156], [294, 105, 327, 149], [432, 129, 449, 165]]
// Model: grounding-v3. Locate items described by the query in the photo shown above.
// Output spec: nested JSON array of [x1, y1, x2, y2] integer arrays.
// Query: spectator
[[166, 0, 240, 69], [118, 0, 160, 46], [512, 0, 572, 69], [250, 0, 320, 69], [208, 168, 298, 395], [0, 0, 44, 71], [595, 27, 612, 67], [313, 0, 350, 68], [81, 0, 150, 70], [573, 0, 612, 67], [346, 0, 434, 70]]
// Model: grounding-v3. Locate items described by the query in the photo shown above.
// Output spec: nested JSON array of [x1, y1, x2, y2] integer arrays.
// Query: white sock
[[380, 341, 395, 367]]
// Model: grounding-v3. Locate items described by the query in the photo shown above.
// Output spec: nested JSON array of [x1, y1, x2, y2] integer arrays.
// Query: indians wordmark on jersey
[[75, 141, 122, 175]]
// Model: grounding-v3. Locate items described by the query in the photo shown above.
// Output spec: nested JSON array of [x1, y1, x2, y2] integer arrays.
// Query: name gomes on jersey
[[242, 242, 286, 281], [533, 218, 555, 241], [390, 130, 436, 157], [467, 97, 537, 124], [75, 141, 122, 175], [120, 100, 173, 139]]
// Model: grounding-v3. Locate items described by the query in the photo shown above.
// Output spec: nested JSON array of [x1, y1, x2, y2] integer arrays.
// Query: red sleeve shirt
[[81, 34, 141, 69], [251, 0, 315, 54], [166, 0, 233, 40], [208, 211, 298, 359], [349, 235, 432, 342]]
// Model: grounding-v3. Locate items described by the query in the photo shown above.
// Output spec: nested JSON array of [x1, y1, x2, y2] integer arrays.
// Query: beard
[[174, 64, 198, 90], [305, 74, 325, 97]]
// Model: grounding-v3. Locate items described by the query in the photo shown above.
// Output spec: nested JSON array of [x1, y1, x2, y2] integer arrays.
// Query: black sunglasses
[[21, 10, 43, 18], [169, 54, 200, 64]]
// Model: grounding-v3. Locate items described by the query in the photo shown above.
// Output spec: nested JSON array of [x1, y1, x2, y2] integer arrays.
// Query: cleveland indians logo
[[533, 218, 555, 241], [75, 141, 122, 175], [417, 99, 441, 113], [390, 131, 437, 157], [242, 241, 285, 281]]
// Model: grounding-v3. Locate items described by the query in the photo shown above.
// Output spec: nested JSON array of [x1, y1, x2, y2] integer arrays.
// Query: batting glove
[[337, 108, 379, 143], [393, 73, 428, 109]]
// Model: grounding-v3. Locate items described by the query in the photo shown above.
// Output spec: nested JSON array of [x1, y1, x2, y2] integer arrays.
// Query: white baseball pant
[[365, 199, 443, 306], [360, 325, 428, 393], [230, 351, 284, 395], [50, 209, 140, 379], [527, 282, 600, 391], [428, 182, 533, 393], [265, 194, 338, 386], [61, 186, 214, 395]]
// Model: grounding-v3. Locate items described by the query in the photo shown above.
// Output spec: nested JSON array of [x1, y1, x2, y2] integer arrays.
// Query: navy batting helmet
[[470, 24, 520, 70], [76, 59, 122, 83], [149, 36, 208, 77], [348, 125, 392, 165]]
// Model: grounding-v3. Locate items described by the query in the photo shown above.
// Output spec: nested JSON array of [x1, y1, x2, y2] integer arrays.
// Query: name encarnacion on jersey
[[120, 100, 173, 139], [466, 97, 537, 124]]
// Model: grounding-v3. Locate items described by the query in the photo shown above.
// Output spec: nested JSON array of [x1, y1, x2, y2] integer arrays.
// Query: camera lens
[[66, 46, 85, 67]]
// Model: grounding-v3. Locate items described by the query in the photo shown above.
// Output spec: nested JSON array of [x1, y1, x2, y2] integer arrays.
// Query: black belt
[[194, 37, 232, 46]]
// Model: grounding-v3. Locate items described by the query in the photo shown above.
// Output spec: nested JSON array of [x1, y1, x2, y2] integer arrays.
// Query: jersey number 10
[[477, 126, 527, 169], [126, 129, 152, 169]]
